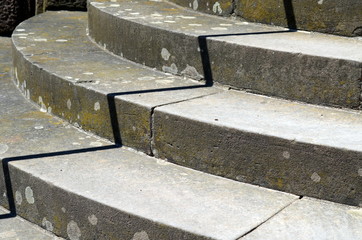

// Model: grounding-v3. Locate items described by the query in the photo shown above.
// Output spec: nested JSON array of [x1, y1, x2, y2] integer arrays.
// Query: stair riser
[[168, 0, 362, 37], [12, 47, 153, 154], [0, 164, 206, 240], [88, 3, 362, 109], [153, 111, 362, 206]]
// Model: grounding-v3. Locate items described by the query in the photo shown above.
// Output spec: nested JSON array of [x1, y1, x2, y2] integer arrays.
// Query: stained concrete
[[11, 11, 220, 154], [0, 207, 63, 240], [88, 0, 362, 109], [153, 90, 362, 206], [241, 198, 362, 240], [168, 0, 362, 37], [0, 37, 299, 239]]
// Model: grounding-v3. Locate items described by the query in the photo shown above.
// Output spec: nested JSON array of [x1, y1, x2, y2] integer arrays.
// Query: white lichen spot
[[162, 63, 178, 74], [181, 65, 203, 80], [138, 76, 156, 81], [67, 221, 81, 240], [220, 23, 232, 26], [161, 48, 171, 61], [16, 29, 26, 32], [189, 23, 202, 27], [193, 0, 198, 10], [42, 217, 54, 231], [358, 168, 362, 177], [34, 38, 47, 42], [90, 142, 103, 147], [132, 126, 137, 131], [347, 208, 362, 218], [61, 207, 66, 213], [181, 16, 196, 19], [211, 27, 228, 31], [82, 72, 94, 75], [318, 0, 324, 4], [213, 2, 223, 14], [282, 151, 290, 159], [67, 99, 72, 110], [156, 159, 170, 165], [34, 125, 44, 130], [25, 186, 35, 204], [110, 4, 120, 7], [26, 89, 30, 100], [164, 20, 176, 23], [47, 106, 52, 113], [88, 214, 98, 225], [15, 191, 23, 205], [311, 172, 321, 183], [132, 231, 150, 240], [94, 102, 100, 111], [0, 144, 9, 154], [56, 39, 68, 42], [72, 142, 81, 146]]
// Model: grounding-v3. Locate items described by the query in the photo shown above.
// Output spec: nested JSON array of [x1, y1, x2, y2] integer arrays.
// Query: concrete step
[[2, 36, 362, 239], [0, 207, 63, 240], [167, 0, 362, 37], [12, 11, 362, 206], [88, 0, 362, 109]]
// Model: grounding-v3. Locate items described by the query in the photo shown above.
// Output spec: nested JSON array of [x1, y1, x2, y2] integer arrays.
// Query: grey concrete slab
[[0, 207, 63, 240], [241, 197, 362, 240], [0, 43, 298, 239], [88, 0, 362, 108], [11, 11, 220, 153], [153, 90, 362, 206]]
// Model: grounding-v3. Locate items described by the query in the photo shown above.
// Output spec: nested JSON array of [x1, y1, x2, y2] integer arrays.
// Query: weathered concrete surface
[[88, 0, 362, 109], [153, 90, 362, 206], [0, 42, 299, 239], [236, 0, 362, 37], [168, 0, 362, 37], [241, 198, 362, 240], [12, 11, 220, 154], [168, 0, 234, 16], [0, 207, 63, 240], [0, 0, 34, 36]]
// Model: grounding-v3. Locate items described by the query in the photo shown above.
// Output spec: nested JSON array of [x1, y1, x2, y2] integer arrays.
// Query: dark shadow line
[[198, 29, 297, 39], [283, 0, 297, 30], [1, 145, 120, 219]]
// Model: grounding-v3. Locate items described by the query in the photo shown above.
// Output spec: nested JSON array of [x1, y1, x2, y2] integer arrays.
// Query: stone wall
[[168, 0, 362, 37], [0, 0, 34, 36]]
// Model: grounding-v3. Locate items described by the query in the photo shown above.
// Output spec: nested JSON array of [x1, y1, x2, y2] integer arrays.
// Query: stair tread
[[89, 0, 362, 62], [11, 11, 362, 206], [156, 90, 362, 152], [0, 207, 63, 240], [241, 197, 362, 240], [0, 36, 298, 239], [88, 0, 362, 109]]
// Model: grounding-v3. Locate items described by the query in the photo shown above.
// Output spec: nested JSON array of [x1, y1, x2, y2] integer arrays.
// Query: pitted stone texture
[[236, 0, 362, 37], [0, 50, 298, 239], [168, 0, 234, 16], [0, 207, 63, 239], [0, 0, 34, 35], [88, 0, 362, 109], [46, 0, 87, 10], [11, 11, 220, 153], [241, 198, 362, 240], [153, 90, 362, 206]]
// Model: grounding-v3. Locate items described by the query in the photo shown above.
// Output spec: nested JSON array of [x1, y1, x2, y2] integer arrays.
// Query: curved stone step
[[167, 0, 362, 37], [88, 0, 362, 109], [0, 38, 299, 239], [12, 12, 362, 206], [1, 39, 361, 238]]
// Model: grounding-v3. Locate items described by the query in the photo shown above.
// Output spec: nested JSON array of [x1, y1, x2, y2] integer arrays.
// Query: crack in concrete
[[149, 90, 222, 157], [236, 196, 302, 239]]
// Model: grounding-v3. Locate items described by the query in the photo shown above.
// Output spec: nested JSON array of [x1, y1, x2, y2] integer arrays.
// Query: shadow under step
[[88, 0, 362, 109], [1, 35, 362, 238], [11, 12, 362, 206]]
